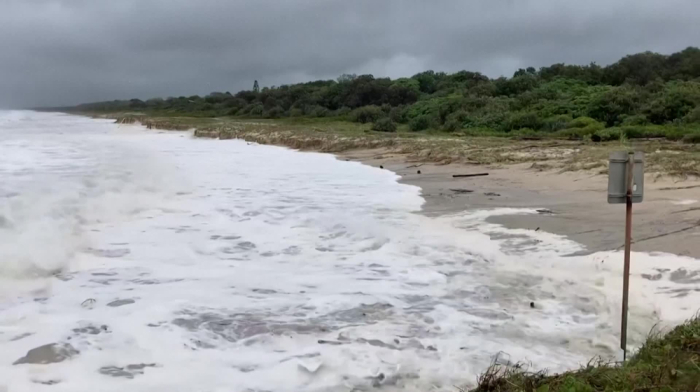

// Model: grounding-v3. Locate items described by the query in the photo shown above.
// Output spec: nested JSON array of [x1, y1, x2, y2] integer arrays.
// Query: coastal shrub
[[443, 110, 469, 132], [264, 106, 284, 119], [470, 108, 509, 130], [409, 115, 432, 131], [541, 114, 573, 132], [567, 116, 604, 130], [289, 108, 304, 117], [620, 125, 669, 139], [588, 125, 685, 142], [683, 106, 700, 123], [494, 74, 539, 96], [334, 106, 352, 117], [388, 78, 421, 106], [443, 118, 461, 132], [307, 105, 330, 117], [503, 111, 543, 131], [437, 98, 465, 124], [591, 128, 622, 142], [587, 85, 643, 126], [243, 103, 264, 116], [389, 106, 407, 123], [350, 105, 384, 123], [662, 127, 690, 141], [223, 97, 247, 109], [682, 132, 700, 143], [646, 81, 700, 124], [371, 118, 397, 132], [555, 125, 601, 140], [404, 99, 441, 124], [620, 114, 650, 126]]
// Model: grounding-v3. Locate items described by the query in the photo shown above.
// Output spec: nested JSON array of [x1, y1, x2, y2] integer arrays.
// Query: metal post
[[621, 152, 634, 361]]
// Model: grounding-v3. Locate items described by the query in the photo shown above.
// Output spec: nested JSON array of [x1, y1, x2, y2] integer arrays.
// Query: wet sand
[[339, 148, 700, 258]]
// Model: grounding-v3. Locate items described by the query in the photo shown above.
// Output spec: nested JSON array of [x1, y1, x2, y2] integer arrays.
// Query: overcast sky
[[1, 0, 699, 108]]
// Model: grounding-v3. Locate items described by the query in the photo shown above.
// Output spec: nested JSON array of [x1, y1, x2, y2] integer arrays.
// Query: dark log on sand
[[452, 173, 489, 178]]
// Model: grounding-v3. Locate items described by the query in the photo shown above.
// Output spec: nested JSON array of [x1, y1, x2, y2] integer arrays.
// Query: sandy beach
[[340, 148, 700, 258]]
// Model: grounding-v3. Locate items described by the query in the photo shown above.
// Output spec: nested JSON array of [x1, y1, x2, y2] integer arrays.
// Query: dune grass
[[468, 316, 700, 392]]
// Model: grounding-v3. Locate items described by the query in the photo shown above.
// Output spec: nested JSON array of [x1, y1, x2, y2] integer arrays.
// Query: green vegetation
[[65, 48, 700, 177], [371, 117, 397, 132], [469, 316, 700, 392], [64, 48, 700, 142]]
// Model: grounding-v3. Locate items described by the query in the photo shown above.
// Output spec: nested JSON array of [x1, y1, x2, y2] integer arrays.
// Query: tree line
[[69, 47, 700, 141]]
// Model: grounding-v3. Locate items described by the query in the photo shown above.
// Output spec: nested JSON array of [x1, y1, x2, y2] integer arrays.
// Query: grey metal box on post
[[608, 151, 644, 204]]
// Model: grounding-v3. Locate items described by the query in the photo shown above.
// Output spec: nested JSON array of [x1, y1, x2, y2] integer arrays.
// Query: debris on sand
[[453, 173, 489, 178]]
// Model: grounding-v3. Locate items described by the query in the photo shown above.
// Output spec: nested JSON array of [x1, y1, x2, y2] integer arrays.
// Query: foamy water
[[1, 111, 698, 391]]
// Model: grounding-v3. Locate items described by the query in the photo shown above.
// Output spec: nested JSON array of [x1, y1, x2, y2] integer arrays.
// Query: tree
[[587, 86, 643, 126], [645, 81, 700, 124], [665, 47, 700, 81], [412, 71, 438, 94], [349, 105, 384, 123], [409, 115, 431, 131], [337, 74, 357, 83], [495, 74, 539, 96], [603, 52, 667, 85], [388, 79, 420, 106], [128, 99, 146, 109]]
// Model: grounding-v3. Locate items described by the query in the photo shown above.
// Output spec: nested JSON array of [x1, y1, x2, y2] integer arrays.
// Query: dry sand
[[339, 148, 700, 258]]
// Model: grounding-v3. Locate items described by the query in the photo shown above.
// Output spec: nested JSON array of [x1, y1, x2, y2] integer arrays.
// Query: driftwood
[[452, 173, 489, 178]]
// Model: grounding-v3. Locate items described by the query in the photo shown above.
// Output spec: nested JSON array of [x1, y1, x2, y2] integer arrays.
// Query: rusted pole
[[621, 151, 634, 361]]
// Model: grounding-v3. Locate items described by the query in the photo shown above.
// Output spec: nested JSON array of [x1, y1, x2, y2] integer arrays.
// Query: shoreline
[[337, 148, 700, 258], [101, 113, 700, 257]]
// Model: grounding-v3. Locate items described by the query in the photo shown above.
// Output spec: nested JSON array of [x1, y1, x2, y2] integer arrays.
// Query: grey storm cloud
[[1, 0, 699, 108]]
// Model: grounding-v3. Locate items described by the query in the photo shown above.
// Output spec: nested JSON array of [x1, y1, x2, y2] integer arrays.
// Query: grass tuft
[[468, 316, 700, 392]]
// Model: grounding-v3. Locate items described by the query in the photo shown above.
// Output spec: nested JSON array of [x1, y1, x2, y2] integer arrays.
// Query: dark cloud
[[1, 0, 699, 108]]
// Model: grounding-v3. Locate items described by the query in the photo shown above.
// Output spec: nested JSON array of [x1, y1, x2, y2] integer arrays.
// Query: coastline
[[337, 148, 700, 258], [102, 113, 700, 257]]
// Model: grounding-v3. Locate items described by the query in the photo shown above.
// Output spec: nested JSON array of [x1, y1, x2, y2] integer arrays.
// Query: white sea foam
[[1, 111, 698, 391]]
